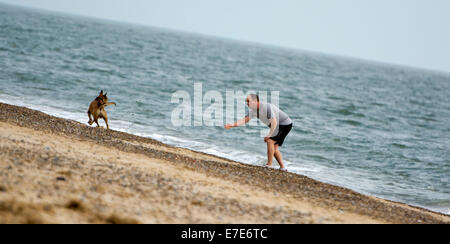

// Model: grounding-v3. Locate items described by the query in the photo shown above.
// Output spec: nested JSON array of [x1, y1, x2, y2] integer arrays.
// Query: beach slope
[[0, 103, 448, 224]]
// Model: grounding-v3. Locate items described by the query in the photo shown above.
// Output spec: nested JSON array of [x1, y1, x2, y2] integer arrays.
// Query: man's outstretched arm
[[224, 116, 250, 129]]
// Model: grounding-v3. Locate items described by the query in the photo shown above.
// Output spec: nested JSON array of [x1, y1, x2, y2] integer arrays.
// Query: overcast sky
[[2, 0, 450, 73]]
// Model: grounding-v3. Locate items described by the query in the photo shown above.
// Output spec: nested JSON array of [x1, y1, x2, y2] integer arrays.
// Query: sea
[[1, 3, 449, 214]]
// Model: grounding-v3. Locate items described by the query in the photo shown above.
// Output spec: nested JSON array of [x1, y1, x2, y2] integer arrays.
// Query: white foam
[[148, 132, 266, 165], [0, 94, 323, 176], [144, 132, 330, 177], [0, 94, 86, 122]]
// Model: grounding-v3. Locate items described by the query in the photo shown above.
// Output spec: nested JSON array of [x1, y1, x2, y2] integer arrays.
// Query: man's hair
[[248, 94, 259, 102]]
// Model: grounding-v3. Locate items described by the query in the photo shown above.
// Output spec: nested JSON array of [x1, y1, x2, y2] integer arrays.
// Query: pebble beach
[[0, 102, 449, 224]]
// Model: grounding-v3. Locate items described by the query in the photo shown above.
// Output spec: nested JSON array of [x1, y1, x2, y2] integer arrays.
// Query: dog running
[[87, 90, 116, 129]]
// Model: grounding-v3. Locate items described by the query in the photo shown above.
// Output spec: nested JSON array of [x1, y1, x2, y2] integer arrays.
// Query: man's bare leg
[[266, 139, 275, 166], [274, 144, 286, 169]]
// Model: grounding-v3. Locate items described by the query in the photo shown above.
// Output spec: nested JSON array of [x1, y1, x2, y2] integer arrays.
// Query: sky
[[1, 0, 450, 73]]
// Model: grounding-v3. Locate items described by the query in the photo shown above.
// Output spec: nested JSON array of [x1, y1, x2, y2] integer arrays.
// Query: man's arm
[[264, 118, 277, 141], [224, 116, 250, 129]]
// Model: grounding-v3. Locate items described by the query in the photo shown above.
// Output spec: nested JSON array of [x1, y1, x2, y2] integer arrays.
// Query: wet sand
[[0, 102, 449, 224]]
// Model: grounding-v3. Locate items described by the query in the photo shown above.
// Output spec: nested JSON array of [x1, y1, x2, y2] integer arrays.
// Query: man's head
[[246, 94, 259, 109]]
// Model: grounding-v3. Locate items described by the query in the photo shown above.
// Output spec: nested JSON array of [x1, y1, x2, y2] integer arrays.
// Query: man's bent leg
[[266, 139, 276, 166], [274, 144, 286, 169]]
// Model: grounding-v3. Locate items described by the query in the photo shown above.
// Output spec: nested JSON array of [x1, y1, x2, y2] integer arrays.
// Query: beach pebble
[[1, 103, 448, 224]]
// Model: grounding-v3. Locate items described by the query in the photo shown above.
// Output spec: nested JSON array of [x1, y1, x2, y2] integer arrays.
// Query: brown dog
[[87, 90, 116, 129]]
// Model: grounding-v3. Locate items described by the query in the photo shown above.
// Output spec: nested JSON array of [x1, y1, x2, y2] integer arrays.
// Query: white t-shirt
[[246, 103, 292, 126]]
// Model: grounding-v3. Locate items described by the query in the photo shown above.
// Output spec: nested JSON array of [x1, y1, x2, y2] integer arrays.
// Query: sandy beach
[[0, 102, 448, 224]]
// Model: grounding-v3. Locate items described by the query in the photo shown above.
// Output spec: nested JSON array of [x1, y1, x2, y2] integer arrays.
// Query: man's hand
[[225, 117, 250, 130], [224, 124, 234, 130], [264, 137, 270, 142]]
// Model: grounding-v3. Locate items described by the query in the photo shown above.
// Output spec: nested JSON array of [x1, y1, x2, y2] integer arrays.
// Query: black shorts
[[269, 123, 292, 147]]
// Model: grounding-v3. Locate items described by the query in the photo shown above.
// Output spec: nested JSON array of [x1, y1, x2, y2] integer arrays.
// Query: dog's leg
[[94, 117, 100, 127], [102, 111, 109, 129], [105, 102, 116, 107], [104, 117, 109, 130], [87, 111, 93, 125]]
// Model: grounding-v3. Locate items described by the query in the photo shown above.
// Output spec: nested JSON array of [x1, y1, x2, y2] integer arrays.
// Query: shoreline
[[0, 102, 449, 223]]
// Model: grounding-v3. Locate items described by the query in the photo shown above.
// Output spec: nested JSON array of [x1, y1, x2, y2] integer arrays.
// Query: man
[[224, 94, 293, 171]]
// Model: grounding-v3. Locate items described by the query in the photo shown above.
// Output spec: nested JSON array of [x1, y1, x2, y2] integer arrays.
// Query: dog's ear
[[100, 90, 103, 95], [105, 92, 107, 96]]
